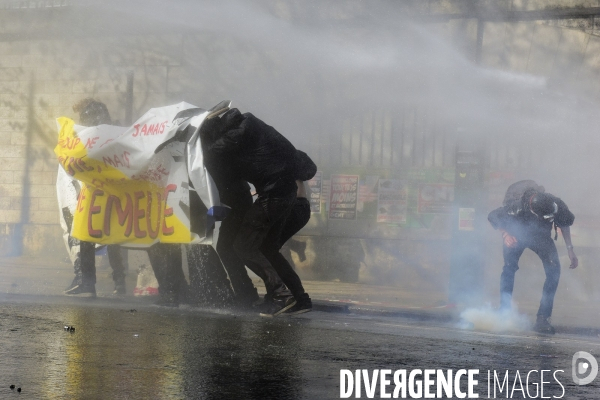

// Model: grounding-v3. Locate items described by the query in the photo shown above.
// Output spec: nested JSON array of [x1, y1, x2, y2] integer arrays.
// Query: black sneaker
[[533, 316, 556, 335], [284, 297, 312, 316], [113, 281, 126, 296], [64, 277, 82, 293], [259, 296, 296, 317], [64, 283, 96, 298]]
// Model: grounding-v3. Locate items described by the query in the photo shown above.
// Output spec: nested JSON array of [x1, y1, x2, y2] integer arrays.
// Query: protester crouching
[[488, 185, 578, 334], [258, 150, 317, 315], [200, 109, 314, 316]]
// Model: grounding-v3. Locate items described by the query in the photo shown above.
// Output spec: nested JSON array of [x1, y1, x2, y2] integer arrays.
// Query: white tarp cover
[[54, 102, 220, 247]]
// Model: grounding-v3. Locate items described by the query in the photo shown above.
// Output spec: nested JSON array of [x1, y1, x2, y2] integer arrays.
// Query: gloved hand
[[502, 230, 518, 248]]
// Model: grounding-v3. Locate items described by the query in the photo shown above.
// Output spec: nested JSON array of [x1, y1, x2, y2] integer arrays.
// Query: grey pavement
[[0, 256, 598, 334], [0, 294, 599, 399]]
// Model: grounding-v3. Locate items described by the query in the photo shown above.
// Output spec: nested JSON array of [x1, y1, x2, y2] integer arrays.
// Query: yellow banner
[[55, 107, 198, 246]]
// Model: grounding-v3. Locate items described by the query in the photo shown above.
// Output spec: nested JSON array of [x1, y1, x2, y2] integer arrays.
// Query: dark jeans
[[79, 242, 126, 286], [187, 244, 234, 306], [147, 243, 187, 297], [279, 197, 311, 247], [500, 235, 561, 318], [260, 197, 311, 301], [216, 191, 261, 303], [76, 234, 182, 296], [234, 190, 298, 299], [107, 246, 127, 282]]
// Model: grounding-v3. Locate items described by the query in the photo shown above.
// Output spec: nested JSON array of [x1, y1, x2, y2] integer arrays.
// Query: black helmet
[[529, 192, 557, 221]]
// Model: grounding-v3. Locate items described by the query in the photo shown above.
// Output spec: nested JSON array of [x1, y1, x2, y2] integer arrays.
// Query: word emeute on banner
[[54, 102, 221, 247]]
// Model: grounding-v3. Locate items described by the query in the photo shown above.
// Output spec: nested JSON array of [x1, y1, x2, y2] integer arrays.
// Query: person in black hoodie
[[212, 180, 264, 307], [200, 109, 311, 315], [259, 150, 316, 315], [488, 188, 578, 334], [199, 117, 274, 309]]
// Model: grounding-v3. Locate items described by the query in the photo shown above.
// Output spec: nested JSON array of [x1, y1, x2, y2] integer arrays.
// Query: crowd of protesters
[[59, 99, 315, 317]]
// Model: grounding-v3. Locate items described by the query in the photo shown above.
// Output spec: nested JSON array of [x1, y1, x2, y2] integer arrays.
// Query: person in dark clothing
[[197, 117, 258, 302], [200, 109, 310, 315], [278, 150, 316, 248], [214, 180, 264, 307], [488, 187, 578, 334], [65, 99, 188, 306], [259, 150, 316, 315], [63, 99, 127, 297]]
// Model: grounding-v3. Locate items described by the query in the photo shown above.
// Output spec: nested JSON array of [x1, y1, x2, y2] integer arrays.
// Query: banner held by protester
[[54, 102, 221, 247]]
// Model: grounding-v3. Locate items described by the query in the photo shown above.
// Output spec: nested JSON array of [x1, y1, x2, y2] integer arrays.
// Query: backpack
[[503, 180, 543, 206], [504, 181, 559, 240]]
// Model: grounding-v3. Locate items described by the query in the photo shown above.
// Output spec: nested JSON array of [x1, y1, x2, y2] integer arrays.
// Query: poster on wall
[[307, 171, 322, 213], [357, 175, 379, 212], [418, 183, 454, 214], [328, 174, 359, 220], [458, 207, 475, 231], [376, 179, 408, 223]]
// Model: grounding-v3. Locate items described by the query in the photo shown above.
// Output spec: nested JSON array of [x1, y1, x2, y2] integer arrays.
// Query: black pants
[[147, 243, 187, 297], [500, 235, 561, 318], [216, 191, 262, 303], [187, 244, 234, 306], [79, 242, 126, 286], [234, 190, 297, 299], [260, 197, 311, 301], [279, 197, 311, 246]]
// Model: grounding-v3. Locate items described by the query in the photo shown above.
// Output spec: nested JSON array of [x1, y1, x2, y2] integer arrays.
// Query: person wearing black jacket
[[488, 188, 578, 334], [200, 116, 277, 308], [213, 180, 264, 307], [200, 109, 310, 315], [259, 150, 316, 315]]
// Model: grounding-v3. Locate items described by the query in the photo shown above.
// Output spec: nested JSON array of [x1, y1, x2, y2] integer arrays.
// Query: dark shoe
[[284, 297, 312, 316], [259, 296, 296, 317], [155, 292, 179, 308], [113, 280, 126, 296], [64, 283, 96, 298], [533, 316, 555, 335], [64, 276, 82, 293]]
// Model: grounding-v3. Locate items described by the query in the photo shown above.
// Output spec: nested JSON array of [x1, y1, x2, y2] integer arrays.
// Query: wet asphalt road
[[0, 295, 598, 399]]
